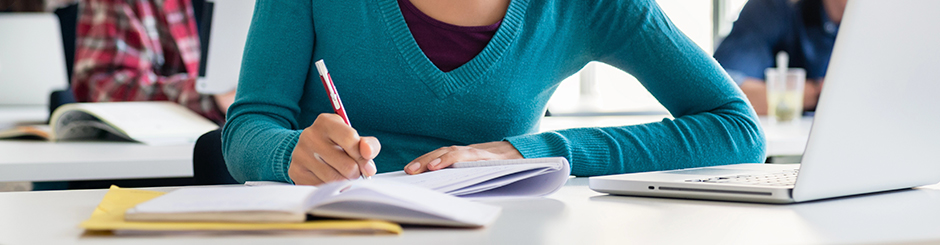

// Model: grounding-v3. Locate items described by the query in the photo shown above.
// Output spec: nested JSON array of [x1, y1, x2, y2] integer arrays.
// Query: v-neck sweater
[[222, 0, 766, 183]]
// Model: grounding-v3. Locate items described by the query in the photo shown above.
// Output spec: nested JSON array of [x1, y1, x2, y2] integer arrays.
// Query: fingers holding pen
[[310, 139, 364, 180], [289, 113, 382, 185], [358, 137, 380, 176]]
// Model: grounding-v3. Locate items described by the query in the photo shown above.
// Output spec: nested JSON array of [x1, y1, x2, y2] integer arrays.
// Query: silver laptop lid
[[792, 0, 940, 202], [0, 14, 68, 107]]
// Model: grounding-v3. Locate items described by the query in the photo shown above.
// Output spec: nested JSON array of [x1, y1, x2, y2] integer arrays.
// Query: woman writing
[[222, 0, 766, 185]]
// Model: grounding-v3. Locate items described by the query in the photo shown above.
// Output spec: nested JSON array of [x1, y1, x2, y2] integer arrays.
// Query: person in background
[[71, 0, 234, 124], [714, 0, 847, 115]]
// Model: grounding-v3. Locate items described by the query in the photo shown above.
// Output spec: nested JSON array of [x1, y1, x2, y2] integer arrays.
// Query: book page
[[373, 157, 570, 197], [308, 180, 501, 227], [52, 110, 109, 140], [126, 186, 319, 223], [56, 120, 134, 142]]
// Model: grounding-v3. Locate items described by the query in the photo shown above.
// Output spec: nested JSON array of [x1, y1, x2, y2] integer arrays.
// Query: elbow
[[733, 104, 767, 163], [220, 124, 249, 183], [707, 97, 767, 165]]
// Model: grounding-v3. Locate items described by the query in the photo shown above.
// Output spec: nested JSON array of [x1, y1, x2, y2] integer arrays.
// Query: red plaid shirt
[[72, 0, 223, 123]]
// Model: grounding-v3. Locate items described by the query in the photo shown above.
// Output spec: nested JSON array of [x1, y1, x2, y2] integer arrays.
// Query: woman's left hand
[[404, 141, 523, 175]]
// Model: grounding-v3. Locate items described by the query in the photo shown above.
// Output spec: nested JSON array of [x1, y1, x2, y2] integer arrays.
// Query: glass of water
[[765, 67, 805, 124]]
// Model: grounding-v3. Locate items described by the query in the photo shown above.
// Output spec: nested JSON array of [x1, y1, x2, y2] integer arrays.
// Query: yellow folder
[[80, 186, 402, 235]]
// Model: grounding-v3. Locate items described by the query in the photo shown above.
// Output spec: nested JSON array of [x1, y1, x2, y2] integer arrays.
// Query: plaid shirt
[[72, 0, 223, 123]]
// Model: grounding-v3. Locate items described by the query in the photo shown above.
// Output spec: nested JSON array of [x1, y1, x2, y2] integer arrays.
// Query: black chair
[[49, 3, 78, 115], [191, 129, 238, 185]]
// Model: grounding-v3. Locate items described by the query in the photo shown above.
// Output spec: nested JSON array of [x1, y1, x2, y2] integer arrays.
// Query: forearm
[[507, 101, 765, 176], [545, 0, 765, 176], [222, 113, 302, 183]]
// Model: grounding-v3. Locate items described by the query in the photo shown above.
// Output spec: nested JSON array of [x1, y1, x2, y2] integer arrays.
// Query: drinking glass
[[765, 68, 805, 124]]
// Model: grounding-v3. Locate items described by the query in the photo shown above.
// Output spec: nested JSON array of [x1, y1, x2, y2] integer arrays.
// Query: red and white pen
[[315, 59, 370, 179], [315, 59, 350, 126]]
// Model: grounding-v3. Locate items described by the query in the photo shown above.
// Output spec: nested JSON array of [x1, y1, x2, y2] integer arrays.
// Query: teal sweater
[[222, 0, 766, 183]]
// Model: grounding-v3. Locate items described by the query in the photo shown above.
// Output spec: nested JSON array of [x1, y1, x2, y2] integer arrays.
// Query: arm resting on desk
[[506, 0, 766, 176]]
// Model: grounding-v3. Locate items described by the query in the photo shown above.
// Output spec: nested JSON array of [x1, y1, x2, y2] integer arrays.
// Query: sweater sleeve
[[221, 0, 314, 183], [505, 0, 766, 176]]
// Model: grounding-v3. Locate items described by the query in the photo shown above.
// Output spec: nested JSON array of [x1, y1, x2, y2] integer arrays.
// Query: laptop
[[0, 14, 69, 124], [194, 0, 255, 94], [589, 0, 940, 204]]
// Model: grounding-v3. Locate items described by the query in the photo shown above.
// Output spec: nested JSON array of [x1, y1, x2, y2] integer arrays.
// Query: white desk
[[541, 115, 813, 157], [0, 140, 193, 182], [759, 116, 813, 157], [1, 178, 938, 244]]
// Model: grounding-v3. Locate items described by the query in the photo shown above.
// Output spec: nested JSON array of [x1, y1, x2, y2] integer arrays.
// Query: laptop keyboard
[[685, 169, 799, 186]]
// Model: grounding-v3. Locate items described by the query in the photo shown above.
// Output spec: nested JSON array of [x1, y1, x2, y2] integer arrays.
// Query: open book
[[0, 102, 218, 145], [246, 157, 572, 197], [374, 157, 571, 197], [125, 180, 501, 227]]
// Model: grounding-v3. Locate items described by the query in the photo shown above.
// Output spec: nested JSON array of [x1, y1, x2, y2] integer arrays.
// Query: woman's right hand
[[288, 113, 380, 185]]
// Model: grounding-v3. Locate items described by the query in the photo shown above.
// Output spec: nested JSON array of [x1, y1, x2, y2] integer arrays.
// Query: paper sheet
[[373, 157, 570, 197]]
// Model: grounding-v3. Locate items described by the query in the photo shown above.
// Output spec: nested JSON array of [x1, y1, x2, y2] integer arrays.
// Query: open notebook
[[127, 157, 571, 228], [373, 157, 570, 197], [125, 180, 501, 227], [246, 157, 572, 197]]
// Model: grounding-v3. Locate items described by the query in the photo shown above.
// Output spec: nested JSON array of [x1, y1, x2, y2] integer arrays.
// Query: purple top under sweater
[[398, 0, 501, 72]]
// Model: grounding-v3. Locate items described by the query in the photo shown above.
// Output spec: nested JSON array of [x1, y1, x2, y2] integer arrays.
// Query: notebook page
[[374, 164, 547, 193], [373, 157, 569, 196], [450, 158, 563, 168], [447, 167, 553, 196], [308, 180, 501, 227], [70, 102, 218, 145], [128, 186, 318, 214], [457, 166, 569, 198]]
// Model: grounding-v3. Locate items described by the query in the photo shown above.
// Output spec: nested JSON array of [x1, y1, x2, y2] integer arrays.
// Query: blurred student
[[71, 0, 234, 123], [714, 0, 847, 115]]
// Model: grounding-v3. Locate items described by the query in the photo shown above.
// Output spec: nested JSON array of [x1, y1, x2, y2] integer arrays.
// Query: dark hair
[[0, 0, 46, 12]]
